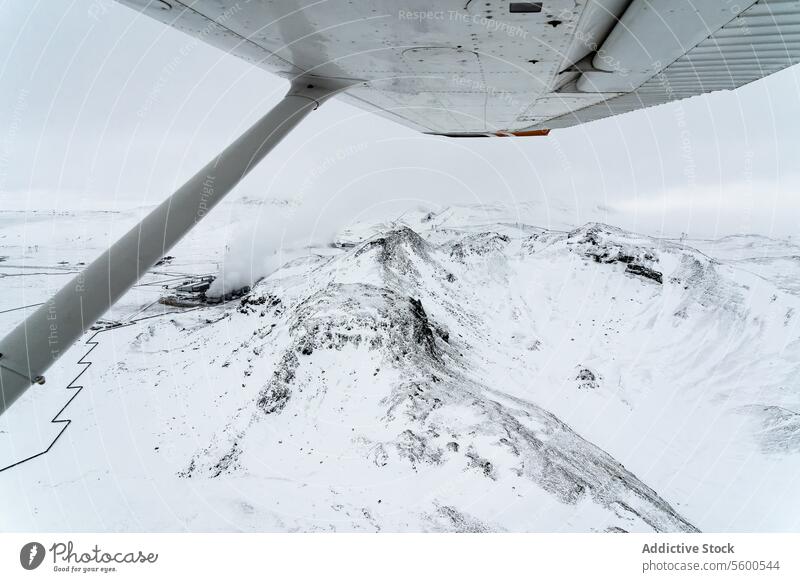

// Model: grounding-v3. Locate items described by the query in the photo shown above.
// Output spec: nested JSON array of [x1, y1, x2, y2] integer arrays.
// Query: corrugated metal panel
[[116, 0, 799, 134], [535, 0, 800, 130]]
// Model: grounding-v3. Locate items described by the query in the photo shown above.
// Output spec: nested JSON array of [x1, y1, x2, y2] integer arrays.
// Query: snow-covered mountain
[[1, 204, 798, 532]]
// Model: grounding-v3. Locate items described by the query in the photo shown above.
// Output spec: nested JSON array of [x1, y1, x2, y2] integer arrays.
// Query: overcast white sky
[[1, 0, 799, 239]]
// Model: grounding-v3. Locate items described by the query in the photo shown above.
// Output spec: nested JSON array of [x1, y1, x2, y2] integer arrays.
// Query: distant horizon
[[2, 0, 800, 558], [2, 1, 799, 242]]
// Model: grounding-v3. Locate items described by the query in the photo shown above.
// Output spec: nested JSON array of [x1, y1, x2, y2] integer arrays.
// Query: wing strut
[[0, 79, 346, 415]]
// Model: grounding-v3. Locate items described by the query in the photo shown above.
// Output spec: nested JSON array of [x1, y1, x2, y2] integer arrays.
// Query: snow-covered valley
[[1, 201, 798, 532]]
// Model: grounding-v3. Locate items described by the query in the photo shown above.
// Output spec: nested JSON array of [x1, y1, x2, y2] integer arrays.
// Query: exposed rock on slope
[[180, 225, 702, 532], [5, 208, 799, 532]]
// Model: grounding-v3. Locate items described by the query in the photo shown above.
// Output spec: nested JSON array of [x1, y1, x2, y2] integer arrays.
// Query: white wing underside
[[118, 0, 800, 136]]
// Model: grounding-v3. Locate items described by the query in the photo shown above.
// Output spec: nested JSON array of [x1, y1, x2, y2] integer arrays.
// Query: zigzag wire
[[0, 331, 103, 473], [0, 303, 205, 473]]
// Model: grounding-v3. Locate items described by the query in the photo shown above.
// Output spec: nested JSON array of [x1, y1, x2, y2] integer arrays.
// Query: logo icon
[[20, 542, 45, 570]]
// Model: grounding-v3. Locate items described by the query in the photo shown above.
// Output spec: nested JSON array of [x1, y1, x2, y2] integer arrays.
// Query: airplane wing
[[4, 0, 799, 415], [116, 0, 800, 136]]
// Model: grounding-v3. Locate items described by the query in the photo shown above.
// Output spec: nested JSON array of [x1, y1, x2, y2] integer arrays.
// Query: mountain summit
[[2, 207, 798, 532]]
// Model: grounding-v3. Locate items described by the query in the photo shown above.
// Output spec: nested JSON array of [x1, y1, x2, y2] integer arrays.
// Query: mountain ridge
[[1, 207, 798, 532]]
